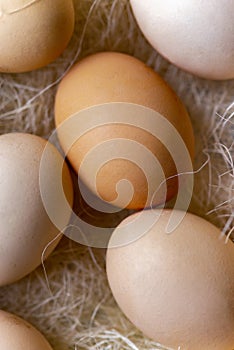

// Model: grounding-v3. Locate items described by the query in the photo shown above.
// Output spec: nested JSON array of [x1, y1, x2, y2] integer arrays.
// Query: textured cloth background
[[0, 1, 233, 349]]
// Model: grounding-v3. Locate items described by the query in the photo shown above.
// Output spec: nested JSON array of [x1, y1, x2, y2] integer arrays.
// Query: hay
[[0, 0, 233, 349]]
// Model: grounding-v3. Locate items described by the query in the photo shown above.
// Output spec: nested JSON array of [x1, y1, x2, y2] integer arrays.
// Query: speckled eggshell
[[130, 0, 234, 80], [0, 0, 75, 73], [0, 310, 53, 349], [55, 52, 194, 210], [106, 210, 234, 350], [0, 133, 73, 286]]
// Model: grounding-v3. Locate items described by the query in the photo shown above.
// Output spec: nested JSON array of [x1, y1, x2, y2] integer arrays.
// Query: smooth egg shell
[[0, 0, 75, 73], [0, 133, 73, 286], [55, 52, 194, 209], [130, 0, 234, 80], [0, 310, 53, 349], [106, 210, 234, 349]]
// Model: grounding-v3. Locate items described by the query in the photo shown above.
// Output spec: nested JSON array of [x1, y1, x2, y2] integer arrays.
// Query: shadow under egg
[[65, 167, 135, 248]]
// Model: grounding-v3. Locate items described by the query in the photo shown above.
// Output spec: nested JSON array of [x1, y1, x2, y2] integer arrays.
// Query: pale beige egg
[[0, 133, 73, 286], [0, 310, 53, 349], [106, 209, 234, 349], [0, 0, 74, 73], [55, 52, 194, 210], [130, 0, 234, 80]]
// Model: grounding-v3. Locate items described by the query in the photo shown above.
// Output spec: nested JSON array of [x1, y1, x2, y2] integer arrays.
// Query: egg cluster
[[0, 1, 233, 350]]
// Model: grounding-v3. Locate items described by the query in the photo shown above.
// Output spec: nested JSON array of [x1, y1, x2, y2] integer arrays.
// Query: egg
[[0, 310, 53, 349], [55, 52, 194, 210], [0, 0, 74, 73], [0, 133, 73, 286], [130, 0, 234, 80], [106, 209, 234, 350]]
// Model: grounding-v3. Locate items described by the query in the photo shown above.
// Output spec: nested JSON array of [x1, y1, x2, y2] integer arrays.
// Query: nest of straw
[[0, 1, 233, 349]]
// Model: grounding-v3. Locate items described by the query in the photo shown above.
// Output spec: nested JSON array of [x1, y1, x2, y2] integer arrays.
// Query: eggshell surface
[[55, 52, 194, 209], [106, 210, 234, 349], [0, 133, 73, 286], [0, 310, 53, 349], [130, 0, 234, 80], [0, 0, 75, 73]]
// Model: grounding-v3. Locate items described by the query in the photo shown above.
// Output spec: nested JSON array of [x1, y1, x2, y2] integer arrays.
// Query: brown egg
[[106, 209, 234, 350], [0, 133, 73, 286], [0, 310, 53, 349], [55, 52, 194, 210], [0, 0, 74, 73]]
